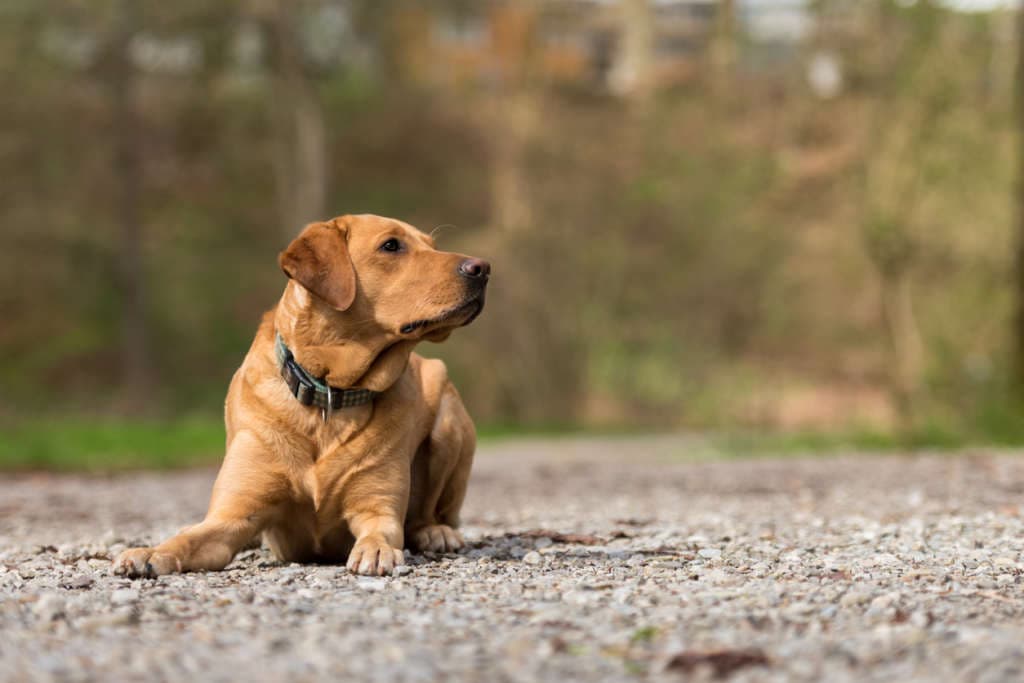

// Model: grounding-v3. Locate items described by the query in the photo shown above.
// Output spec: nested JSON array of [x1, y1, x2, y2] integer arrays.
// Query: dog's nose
[[458, 258, 490, 280]]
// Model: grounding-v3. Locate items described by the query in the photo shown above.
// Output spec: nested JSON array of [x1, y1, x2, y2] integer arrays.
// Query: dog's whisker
[[429, 224, 457, 239]]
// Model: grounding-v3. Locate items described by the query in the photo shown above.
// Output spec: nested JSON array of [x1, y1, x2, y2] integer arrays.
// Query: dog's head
[[279, 214, 488, 342]]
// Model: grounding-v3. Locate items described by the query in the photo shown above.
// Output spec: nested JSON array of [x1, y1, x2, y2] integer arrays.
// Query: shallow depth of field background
[[2, 0, 1023, 467]]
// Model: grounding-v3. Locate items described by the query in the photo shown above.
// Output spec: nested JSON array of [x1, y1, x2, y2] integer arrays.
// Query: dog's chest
[[306, 404, 374, 455]]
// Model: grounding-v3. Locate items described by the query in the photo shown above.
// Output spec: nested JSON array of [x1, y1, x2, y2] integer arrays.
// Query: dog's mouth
[[400, 294, 485, 335]]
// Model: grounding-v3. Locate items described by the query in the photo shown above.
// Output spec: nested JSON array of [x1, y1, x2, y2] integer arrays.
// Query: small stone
[[840, 590, 870, 607], [312, 567, 343, 582], [533, 537, 553, 550], [100, 530, 122, 547], [290, 601, 315, 614], [77, 609, 138, 631], [910, 611, 931, 628], [357, 577, 387, 592], [698, 548, 722, 560], [784, 601, 816, 620], [370, 606, 394, 621], [523, 551, 543, 565], [394, 565, 413, 577], [110, 589, 140, 605], [869, 593, 898, 611], [67, 574, 94, 589], [33, 594, 65, 621], [749, 562, 771, 576], [562, 590, 592, 605], [627, 553, 646, 566]]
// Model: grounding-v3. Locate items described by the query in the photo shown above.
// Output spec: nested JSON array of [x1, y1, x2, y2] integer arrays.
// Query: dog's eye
[[379, 238, 402, 253]]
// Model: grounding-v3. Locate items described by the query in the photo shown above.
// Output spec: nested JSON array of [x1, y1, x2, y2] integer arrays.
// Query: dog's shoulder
[[407, 353, 451, 409]]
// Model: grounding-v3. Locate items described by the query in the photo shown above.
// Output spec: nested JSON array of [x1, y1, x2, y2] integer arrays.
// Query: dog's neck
[[273, 282, 416, 393]]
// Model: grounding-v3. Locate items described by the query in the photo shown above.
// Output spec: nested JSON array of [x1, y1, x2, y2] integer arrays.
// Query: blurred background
[[2, 0, 1023, 467]]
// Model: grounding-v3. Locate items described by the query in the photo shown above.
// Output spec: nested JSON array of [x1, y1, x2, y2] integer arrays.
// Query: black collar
[[274, 333, 377, 418]]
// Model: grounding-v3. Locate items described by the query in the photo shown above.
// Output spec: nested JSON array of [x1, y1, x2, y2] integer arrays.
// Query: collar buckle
[[322, 384, 334, 423]]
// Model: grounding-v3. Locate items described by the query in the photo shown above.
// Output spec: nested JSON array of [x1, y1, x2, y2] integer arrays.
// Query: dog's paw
[[346, 536, 405, 576], [112, 547, 182, 578], [411, 524, 464, 553]]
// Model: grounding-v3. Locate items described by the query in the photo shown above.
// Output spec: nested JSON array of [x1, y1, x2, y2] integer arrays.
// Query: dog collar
[[274, 333, 377, 419]]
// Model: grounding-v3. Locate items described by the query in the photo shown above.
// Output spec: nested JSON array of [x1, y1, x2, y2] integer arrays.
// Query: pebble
[[110, 589, 140, 605], [77, 609, 138, 631], [32, 594, 65, 621], [357, 578, 387, 592], [66, 574, 95, 589], [523, 551, 543, 565], [841, 590, 871, 607]]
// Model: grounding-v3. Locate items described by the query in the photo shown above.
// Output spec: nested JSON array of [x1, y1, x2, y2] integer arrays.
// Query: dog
[[113, 214, 489, 577]]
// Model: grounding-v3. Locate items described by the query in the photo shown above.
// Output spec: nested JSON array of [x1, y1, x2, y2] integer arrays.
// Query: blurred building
[[404, 0, 812, 93]]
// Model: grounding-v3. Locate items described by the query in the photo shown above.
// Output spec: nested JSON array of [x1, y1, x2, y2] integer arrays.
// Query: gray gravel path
[[2, 436, 1024, 682]]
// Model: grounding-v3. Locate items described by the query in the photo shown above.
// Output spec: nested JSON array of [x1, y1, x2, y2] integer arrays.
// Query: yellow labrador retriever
[[113, 214, 488, 577]]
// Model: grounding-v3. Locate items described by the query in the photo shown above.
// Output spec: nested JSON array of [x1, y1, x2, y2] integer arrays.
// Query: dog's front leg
[[113, 431, 286, 578], [331, 458, 409, 576], [114, 515, 262, 578], [345, 510, 406, 576]]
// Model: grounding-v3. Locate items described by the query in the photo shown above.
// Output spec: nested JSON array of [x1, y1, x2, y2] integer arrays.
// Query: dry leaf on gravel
[[515, 529, 614, 545], [665, 648, 771, 678]]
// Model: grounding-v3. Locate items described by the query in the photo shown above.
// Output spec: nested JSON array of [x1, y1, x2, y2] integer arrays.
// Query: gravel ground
[[2, 436, 1024, 683]]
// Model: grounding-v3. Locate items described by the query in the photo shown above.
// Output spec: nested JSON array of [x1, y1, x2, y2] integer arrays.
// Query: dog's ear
[[278, 218, 356, 311]]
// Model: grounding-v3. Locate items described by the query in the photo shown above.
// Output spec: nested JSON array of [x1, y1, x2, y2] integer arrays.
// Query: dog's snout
[[458, 258, 490, 280]]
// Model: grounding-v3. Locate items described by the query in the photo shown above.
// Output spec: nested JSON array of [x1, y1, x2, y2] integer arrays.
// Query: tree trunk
[[267, 1, 327, 238], [879, 268, 924, 425], [616, 0, 653, 104], [988, 9, 1015, 110], [709, 0, 736, 97], [1015, 7, 1024, 395], [109, 0, 153, 409]]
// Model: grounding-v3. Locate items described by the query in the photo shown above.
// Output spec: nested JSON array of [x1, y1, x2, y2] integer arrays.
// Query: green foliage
[[0, 418, 225, 470]]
